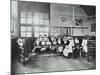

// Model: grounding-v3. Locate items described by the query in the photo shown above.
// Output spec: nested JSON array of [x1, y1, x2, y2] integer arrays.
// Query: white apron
[[82, 39, 88, 53], [63, 40, 74, 57]]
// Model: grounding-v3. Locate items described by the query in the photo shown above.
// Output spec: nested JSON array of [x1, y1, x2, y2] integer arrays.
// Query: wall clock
[[61, 17, 67, 22]]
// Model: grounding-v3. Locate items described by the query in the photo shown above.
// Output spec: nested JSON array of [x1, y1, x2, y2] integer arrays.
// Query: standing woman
[[57, 35, 63, 55], [62, 36, 75, 58], [51, 36, 57, 53], [62, 35, 70, 57], [67, 37, 75, 57], [62, 35, 68, 45], [74, 37, 80, 58], [81, 36, 88, 57]]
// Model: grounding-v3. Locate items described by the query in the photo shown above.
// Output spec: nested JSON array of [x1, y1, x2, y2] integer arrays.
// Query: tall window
[[20, 11, 32, 37], [20, 11, 49, 37], [33, 13, 49, 25], [33, 13, 49, 37], [20, 26, 32, 37], [91, 23, 96, 32], [34, 27, 49, 37]]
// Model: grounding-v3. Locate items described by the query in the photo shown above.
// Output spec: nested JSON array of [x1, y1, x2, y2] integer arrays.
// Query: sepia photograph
[[11, 0, 96, 75]]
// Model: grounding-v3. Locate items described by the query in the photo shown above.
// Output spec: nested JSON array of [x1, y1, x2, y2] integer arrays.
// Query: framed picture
[[11, 0, 96, 75]]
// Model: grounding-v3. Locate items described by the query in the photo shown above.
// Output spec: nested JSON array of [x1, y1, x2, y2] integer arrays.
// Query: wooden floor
[[12, 54, 96, 75]]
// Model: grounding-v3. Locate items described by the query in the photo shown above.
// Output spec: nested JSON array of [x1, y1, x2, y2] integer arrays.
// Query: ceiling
[[80, 5, 96, 16], [18, 1, 96, 17]]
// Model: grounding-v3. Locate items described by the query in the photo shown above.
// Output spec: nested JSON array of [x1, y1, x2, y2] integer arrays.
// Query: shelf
[[88, 41, 96, 42], [88, 47, 96, 48]]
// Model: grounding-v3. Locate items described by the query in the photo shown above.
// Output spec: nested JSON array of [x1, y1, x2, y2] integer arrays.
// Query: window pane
[[40, 13, 44, 19], [34, 26, 39, 32], [45, 27, 49, 32], [27, 18, 32, 24], [44, 14, 49, 20], [21, 26, 26, 31], [34, 32, 39, 37], [26, 27, 32, 31], [21, 18, 26, 24], [27, 12, 32, 18], [45, 20, 49, 25], [40, 19, 44, 25], [21, 32, 26, 37], [33, 13, 39, 25], [21, 11, 26, 17], [26, 32, 32, 37], [40, 27, 44, 32]]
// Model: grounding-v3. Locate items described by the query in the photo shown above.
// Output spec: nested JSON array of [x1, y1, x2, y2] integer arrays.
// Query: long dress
[[57, 39, 63, 52], [63, 39, 74, 57], [82, 39, 88, 53]]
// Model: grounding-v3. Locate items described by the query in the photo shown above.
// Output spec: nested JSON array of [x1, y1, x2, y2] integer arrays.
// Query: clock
[[61, 17, 67, 22]]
